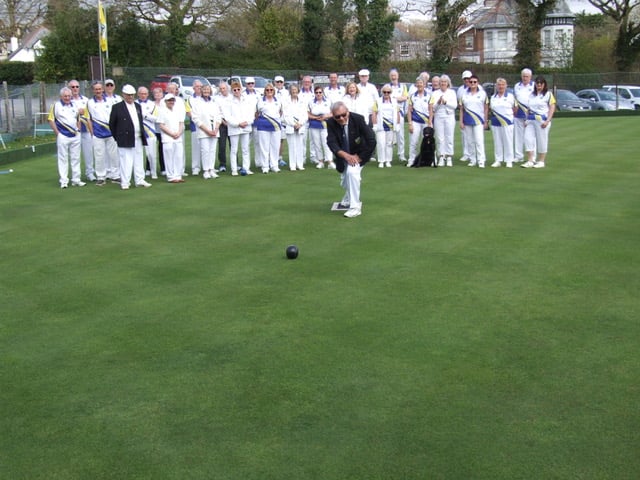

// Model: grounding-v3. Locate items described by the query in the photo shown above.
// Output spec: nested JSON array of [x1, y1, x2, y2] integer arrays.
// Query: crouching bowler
[[326, 101, 376, 218]]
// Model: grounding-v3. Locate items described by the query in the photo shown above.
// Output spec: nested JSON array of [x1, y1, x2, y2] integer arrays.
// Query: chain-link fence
[[2, 71, 639, 137]]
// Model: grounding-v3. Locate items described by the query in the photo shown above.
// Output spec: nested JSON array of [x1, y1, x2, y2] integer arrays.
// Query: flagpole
[[98, 0, 108, 81]]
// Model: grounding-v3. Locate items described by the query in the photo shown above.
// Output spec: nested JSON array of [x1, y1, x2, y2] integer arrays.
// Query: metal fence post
[[3, 81, 12, 133]]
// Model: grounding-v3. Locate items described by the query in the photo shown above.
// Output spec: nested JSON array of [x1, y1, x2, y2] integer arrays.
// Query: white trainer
[[533, 162, 546, 169], [344, 208, 362, 218], [491, 162, 501, 168], [521, 161, 535, 168]]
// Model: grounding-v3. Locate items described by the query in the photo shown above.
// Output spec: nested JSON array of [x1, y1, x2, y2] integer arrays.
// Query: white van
[[602, 85, 640, 110]]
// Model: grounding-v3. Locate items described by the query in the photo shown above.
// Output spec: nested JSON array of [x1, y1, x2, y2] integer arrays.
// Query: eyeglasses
[[333, 112, 348, 120]]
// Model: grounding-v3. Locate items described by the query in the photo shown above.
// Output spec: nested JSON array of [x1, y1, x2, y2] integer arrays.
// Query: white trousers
[[81, 131, 94, 179], [491, 125, 514, 164], [163, 141, 184, 181], [464, 124, 486, 166], [376, 130, 394, 165], [395, 115, 406, 160], [104, 136, 119, 180], [199, 136, 218, 173], [287, 133, 305, 170], [340, 164, 363, 208], [409, 122, 427, 163], [257, 130, 280, 171], [433, 114, 455, 157], [91, 136, 112, 180], [524, 120, 551, 155], [118, 138, 145, 187], [461, 122, 471, 159], [514, 117, 526, 160], [229, 133, 251, 173], [309, 128, 332, 163], [191, 128, 201, 172], [144, 134, 158, 177], [57, 133, 81, 186]]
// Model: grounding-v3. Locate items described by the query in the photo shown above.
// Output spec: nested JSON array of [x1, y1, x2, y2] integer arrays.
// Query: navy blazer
[[326, 112, 376, 173], [109, 101, 147, 148]]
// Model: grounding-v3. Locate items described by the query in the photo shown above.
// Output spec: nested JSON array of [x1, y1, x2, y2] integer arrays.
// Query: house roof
[[463, 0, 574, 31], [8, 26, 50, 61]]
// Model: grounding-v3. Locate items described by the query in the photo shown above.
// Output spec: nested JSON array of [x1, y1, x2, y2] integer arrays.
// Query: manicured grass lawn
[[1, 117, 639, 479]]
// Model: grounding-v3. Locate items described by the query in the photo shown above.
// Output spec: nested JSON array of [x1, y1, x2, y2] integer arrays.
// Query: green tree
[[36, 3, 95, 80], [124, 0, 234, 64], [589, 0, 640, 71], [431, 0, 475, 70], [302, 0, 325, 66], [325, 0, 351, 65], [513, 0, 557, 69], [353, 0, 399, 70]]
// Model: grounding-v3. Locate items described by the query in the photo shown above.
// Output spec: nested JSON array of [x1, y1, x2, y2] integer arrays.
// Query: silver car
[[576, 89, 635, 111]]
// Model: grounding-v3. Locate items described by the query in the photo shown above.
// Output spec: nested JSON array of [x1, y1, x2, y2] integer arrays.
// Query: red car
[[150, 74, 172, 93]]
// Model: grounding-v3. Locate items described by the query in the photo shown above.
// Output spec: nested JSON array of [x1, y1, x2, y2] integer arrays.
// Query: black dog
[[411, 126, 436, 168]]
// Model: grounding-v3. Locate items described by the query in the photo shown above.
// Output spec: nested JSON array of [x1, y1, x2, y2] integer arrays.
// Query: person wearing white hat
[[109, 84, 152, 189], [457, 70, 473, 162], [273, 75, 289, 165], [241, 77, 261, 169], [102, 78, 123, 181], [157, 94, 185, 183], [357, 69, 379, 124]]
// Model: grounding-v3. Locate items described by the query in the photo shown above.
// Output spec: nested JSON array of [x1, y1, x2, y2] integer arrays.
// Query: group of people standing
[[407, 68, 555, 169], [48, 67, 554, 200]]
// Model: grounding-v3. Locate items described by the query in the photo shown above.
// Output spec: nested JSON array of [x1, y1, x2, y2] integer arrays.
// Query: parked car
[[601, 85, 640, 110], [576, 89, 635, 111], [150, 74, 172, 93], [554, 89, 592, 112], [169, 75, 211, 98], [218, 76, 270, 95]]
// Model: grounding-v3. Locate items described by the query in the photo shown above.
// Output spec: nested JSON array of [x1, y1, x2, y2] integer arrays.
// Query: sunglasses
[[315, 91, 323, 94], [382, 91, 391, 94], [276, 80, 284, 83], [233, 88, 241, 91], [333, 112, 348, 120], [70, 85, 80, 88], [265, 88, 274, 92], [469, 81, 478, 84], [247, 82, 255, 85]]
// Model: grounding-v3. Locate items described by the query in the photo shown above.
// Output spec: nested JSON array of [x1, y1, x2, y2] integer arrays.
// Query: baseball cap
[[462, 70, 472, 79], [122, 84, 136, 95], [274, 75, 284, 82], [358, 69, 370, 76], [245, 76, 255, 84], [105, 78, 115, 86], [164, 93, 176, 101]]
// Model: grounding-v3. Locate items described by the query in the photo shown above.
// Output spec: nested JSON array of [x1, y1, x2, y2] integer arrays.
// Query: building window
[[485, 31, 493, 50], [544, 30, 551, 48], [497, 30, 507, 49], [465, 34, 474, 50], [400, 44, 410, 57]]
